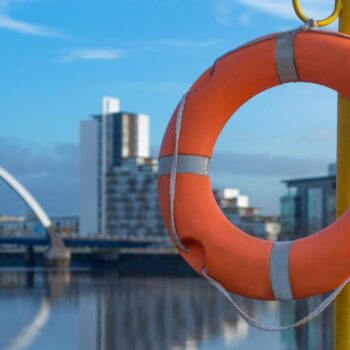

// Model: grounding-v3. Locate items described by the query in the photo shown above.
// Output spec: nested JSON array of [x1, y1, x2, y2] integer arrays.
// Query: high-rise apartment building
[[80, 97, 164, 237]]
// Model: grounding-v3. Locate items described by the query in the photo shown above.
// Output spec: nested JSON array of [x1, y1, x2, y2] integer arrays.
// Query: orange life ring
[[158, 29, 350, 301]]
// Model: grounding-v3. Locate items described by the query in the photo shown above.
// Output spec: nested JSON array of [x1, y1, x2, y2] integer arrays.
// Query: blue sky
[[0, 0, 339, 216]]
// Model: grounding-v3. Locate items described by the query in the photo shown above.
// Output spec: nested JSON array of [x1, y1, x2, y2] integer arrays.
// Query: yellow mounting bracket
[[292, 0, 343, 27]]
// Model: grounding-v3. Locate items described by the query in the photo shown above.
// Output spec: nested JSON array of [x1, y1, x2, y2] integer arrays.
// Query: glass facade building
[[306, 187, 323, 235], [280, 165, 336, 239]]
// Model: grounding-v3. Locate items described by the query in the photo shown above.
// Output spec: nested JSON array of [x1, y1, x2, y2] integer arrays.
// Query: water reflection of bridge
[[0, 272, 334, 350]]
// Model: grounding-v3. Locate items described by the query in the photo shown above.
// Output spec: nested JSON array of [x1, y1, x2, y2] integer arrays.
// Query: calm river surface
[[0, 270, 333, 350]]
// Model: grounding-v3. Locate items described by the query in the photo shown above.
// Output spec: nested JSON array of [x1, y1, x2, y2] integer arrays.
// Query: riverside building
[[280, 164, 336, 239], [80, 97, 166, 237], [214, 188, 280, 240], [0, 214, 79, 236]]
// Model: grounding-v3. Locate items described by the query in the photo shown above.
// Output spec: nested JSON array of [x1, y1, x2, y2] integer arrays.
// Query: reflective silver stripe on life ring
[[158, 155, 210, 176], [275, 31, 299, 83], [269, 241, 294, 300]]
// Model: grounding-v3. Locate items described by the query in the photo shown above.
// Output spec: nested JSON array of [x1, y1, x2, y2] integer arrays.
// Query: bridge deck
[[0, 236, 170, 249]]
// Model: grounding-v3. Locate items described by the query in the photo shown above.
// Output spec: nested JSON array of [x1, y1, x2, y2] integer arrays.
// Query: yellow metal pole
[[335, 1, 350, 348]]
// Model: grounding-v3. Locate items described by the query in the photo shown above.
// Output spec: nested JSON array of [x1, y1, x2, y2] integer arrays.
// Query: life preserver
[[157, 29, 350, 301]]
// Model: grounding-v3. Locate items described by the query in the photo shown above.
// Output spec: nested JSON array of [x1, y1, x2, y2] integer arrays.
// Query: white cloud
[[211, 151, 329, 177], [238, 0, 331, 21], [0, 14, 63, 37], [237, 12, 253, 27], [0, 0, 64, 37], [56, 48, 123, 63], [215, 0, 337, 25], [213, 0, 233, 26], [115, 81, 187, 94], [158, 39, 221, 48], [234, 0, 297, 21], [127, 38, 221, 50]]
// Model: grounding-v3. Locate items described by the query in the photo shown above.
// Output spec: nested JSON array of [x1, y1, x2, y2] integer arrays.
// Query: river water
[[0, 270, 333, 350]]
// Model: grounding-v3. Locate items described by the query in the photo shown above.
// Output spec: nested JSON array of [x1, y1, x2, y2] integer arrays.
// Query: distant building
[[214, 188, 280, 240], [0, 215, 26, 236], [241, 216, 281, 241], [328, 163, 337, 176], [80, 97, 164, 237], [50, 216, 79, 236], [280, 164, 336, 239], [0, 214, 79, 236]]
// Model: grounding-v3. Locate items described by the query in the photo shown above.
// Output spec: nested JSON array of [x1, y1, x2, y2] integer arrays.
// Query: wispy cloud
[[234, 0, 297, 21], [211, 151, 330, 177], [115, 81, 187, 94], [56, 48, 123, 63], [56, 39, 215, 64], [157, 39, 221, 48], [0, 14, 63, 37], [127, 38, 221, 50], [0, 0, 64, 37], [213, 0, 234, 26], [305, 128, 336, 142], [237, 12, 253, 27], [215, 0, 335, 25]]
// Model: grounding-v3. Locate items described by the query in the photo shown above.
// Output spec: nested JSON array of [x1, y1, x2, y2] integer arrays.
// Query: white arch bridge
[[0, 166, 70, 266]]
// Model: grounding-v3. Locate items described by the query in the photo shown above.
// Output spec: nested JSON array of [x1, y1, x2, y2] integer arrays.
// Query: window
[[325, 191, 336, 226], [280, 190, 298, 236], [307, 187, 323, 234]]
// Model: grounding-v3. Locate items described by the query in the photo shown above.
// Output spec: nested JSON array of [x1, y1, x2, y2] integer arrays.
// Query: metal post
[[335, 1, 350, 348]]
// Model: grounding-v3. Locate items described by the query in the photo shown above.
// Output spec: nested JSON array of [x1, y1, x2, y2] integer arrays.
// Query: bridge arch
[[0, 166, 52, 228], [0, 166, 70, 265]]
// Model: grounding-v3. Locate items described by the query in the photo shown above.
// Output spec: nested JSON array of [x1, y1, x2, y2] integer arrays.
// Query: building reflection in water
[[79, 277, 249, 350], [0, 271, 333, 350], [280, 296, 333, 350]]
